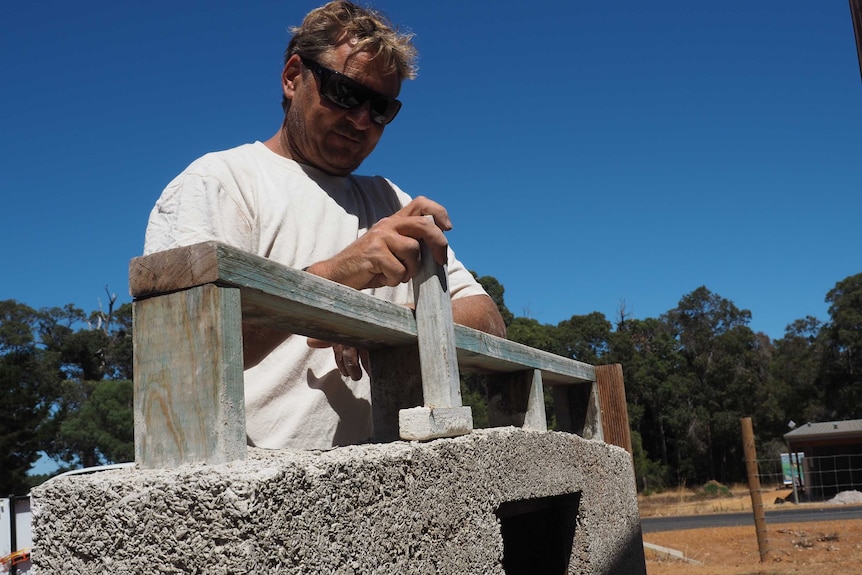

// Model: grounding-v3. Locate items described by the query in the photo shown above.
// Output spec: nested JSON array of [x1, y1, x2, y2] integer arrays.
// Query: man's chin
[[322, 149, 367, 175]]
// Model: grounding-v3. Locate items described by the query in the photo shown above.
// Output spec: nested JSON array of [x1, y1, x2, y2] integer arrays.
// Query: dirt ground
[[639, 486, 862, 574]]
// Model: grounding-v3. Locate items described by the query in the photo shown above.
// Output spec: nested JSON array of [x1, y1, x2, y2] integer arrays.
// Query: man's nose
[[345, 101, 374, 129]]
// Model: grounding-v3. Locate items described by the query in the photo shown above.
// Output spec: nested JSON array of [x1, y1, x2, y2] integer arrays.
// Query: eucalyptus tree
[[662, 286, 766, 484]]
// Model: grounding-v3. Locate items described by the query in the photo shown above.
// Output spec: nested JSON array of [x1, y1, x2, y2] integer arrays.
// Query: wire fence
[[756, 453, 862, 501]]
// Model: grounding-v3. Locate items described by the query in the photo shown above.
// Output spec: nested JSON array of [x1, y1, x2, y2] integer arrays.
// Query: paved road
[[642, 505, 862, 533]]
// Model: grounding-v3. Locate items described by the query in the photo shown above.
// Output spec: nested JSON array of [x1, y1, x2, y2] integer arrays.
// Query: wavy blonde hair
[[285, 1, 417, 78]]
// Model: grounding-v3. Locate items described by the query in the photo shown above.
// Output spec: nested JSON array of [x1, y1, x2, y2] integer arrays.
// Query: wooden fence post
[[594, 364, 633, 454], [741, 416, 770, 562]]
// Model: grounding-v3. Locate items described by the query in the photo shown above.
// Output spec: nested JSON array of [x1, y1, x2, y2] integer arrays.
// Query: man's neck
[[263, 128, 290, 159]]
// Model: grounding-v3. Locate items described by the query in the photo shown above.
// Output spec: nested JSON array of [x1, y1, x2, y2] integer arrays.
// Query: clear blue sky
[[2, 0, 860, 341]]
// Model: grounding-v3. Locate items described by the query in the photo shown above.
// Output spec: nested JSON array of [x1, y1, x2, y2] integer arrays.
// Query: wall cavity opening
[[495, 492, 580, 575]]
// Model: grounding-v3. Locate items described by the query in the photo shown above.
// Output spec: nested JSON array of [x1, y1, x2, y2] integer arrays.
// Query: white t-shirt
[[144, 141, 488, 449]]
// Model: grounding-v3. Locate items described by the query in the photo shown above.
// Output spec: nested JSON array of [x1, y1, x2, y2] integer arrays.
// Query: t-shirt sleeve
[[144, 158, 255, 255], [445, 247, 491, 301]]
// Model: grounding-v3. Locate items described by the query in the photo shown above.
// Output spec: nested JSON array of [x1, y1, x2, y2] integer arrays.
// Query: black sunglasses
[[299, 56, 402, 126]]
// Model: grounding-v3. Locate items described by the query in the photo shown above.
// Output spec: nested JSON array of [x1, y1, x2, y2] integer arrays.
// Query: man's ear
[[282, 54, 303, 100]]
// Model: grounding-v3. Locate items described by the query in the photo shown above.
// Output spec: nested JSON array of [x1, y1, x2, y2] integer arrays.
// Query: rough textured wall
[[31, 429, 645, 574]]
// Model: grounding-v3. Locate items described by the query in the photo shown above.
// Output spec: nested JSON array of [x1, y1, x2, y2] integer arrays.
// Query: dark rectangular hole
[[495, 492, 581, 575]]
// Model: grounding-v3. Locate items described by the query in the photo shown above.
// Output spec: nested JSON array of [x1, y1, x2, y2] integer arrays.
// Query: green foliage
[[697, 480, 732, 499], [611, 317, 684, 481], [0, 300, 62, 494], [476, 276, 857, 490], [659, 286, 765, 484], [553, 312, 612, 365], [507, 317, 557, 351], [460, 374, 489, 428], [771, 316, 825, 423], [820, 273, 862, 417], [0, 295, 134, 492], [45, 380, 134, 467], [630, 430, 669, 494]]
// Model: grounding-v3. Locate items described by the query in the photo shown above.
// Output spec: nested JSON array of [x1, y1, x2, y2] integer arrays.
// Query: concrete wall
[[31, 428, 645, 574]]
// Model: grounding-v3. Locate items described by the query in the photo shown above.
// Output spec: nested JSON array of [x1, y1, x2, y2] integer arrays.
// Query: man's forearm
[[452, 294, 507, 338]]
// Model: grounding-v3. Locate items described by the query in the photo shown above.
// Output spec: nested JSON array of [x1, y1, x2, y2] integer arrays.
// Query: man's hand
[[302, 196, 450, 382], [301, 196, 508, 380], [306, 338, 370, 381], [304, 196, 452, 290]]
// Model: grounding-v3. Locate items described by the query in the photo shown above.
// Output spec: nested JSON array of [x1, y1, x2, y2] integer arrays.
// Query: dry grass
[[638, 482, 795, 518]]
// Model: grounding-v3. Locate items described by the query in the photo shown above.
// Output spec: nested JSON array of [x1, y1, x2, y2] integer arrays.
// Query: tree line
[[472, 272, 862, 493], [2, 273, 860, 495]]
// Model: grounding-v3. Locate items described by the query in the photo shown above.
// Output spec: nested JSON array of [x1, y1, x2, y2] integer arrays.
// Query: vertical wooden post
[[412, 217, 461, 408], [553, 382, 603, 441], [133, 284, 246, 468], [595, 364, 633, 454], [741, 417, 770, 562], [368, 345, 423, 442], [487, 369, 548, 431], [398, 221, 473, 440]]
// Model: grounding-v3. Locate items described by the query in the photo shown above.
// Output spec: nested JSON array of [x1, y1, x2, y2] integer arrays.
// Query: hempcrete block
[[31, 428, 645, 574]]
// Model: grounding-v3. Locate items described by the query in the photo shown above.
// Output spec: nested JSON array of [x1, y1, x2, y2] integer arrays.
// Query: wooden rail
[[130, 241, 623, 469]]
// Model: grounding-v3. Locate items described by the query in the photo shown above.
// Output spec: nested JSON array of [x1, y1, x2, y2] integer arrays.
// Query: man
[[144, 1, 505, 450]]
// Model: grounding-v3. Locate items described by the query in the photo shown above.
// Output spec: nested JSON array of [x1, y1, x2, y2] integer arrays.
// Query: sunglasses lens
[[305, 56, 401, 125], [327, 78, 362, 109], [370, 98, 401, 125]]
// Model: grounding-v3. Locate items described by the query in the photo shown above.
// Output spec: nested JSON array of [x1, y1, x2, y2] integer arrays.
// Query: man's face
[[281, 42, 401, 176]]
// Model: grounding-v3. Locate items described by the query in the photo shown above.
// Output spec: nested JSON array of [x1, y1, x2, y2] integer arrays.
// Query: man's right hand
[[303, 196, 452, 290]]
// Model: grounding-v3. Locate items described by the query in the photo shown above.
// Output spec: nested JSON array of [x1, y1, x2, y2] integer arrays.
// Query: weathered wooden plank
[[453, 325, 595, 385], [131, 242, 418, 348], [129, 242, 221, 296], [238, 289, 416, 350], [133, 284, 246, 468], [130, 242, 595, 385], [487, 369, 548, 431], [595, 364, 633, 454], [413, 222, 462, 409]]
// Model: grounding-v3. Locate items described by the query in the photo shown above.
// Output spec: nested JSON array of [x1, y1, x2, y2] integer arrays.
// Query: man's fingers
[[306, 196, 451, 292], [340, 345, 363, 381], [307, 338, 333, 349], [309, 340, 366, 381], [396, 196, 452, 231], [379, 215, 449, 267]]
